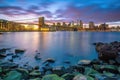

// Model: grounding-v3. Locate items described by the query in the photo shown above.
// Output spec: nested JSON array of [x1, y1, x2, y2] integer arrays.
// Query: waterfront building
[[62, 22, 67, 27], [38, 17, 45, 28], [89, 21, 95, 29], [80, 20, 83, 28], [99, 23, 109, 30]]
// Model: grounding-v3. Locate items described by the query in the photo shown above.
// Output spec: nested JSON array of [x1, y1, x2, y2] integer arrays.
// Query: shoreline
[[0, 41, 120, 80]]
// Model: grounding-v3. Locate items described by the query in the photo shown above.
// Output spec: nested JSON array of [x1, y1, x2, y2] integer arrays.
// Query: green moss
[[4, 71, 22, 80], [42, 74, 65, 80]]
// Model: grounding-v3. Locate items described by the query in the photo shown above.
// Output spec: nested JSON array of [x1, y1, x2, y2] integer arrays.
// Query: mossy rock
[[30, 70, 41, 77], [42, 74, 65, 80], [84, 67, 99, 75], [101, 65, 117, 70], [0, 67, 2, 73], [29, 78, 41, 80], [103, 71, 115, 77], [4, 71, 22, 80], [73, 74, 94, 80], [61, 73, 74, 80], [93, 65, 101, 70], [16, 68, 29, 79]]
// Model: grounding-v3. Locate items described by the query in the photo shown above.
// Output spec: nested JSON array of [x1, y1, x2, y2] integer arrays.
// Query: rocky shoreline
[[0, 41, 120, 80]]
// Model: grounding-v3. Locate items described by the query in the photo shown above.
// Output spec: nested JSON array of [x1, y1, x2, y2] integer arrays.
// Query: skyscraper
[[80, 20, 83, 28], [89, 21, 95, 29], [38, 17, 44, 28]]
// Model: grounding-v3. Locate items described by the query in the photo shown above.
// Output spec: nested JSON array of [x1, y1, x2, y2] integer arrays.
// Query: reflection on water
[[0, 32, 120, 67]]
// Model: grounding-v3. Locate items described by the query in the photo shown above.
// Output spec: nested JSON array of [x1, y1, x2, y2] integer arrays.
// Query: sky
[[0, 0, 120, 25]]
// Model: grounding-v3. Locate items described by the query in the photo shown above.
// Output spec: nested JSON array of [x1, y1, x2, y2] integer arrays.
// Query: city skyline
[[0, 0, 120, 26]]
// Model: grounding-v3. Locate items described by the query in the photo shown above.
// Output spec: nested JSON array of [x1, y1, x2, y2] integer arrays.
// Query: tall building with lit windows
[[80, 20, 83, 28], [89, 21, 95, 29], [38, 17, 45, 28]]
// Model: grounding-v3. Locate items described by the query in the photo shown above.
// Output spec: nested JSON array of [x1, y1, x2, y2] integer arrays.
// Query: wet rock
[[52, 66, 65, 76], [73, 74, 94, 80], [115, 56, 120, 64], [35, 53, 41, 60], [34, 66, 39, 70], [84, 67, 99, 76], [16, 68, 29, 79], [0, 67, 2, 73], [103, 71, 115, 77], [78, 60, 91, 66], [30, 70, 41, 77], [12, 54, 19, 58], [100, 65, 118, 73], [63, 60, 71, 64], [73, 65, 84, 73], [43, 58, 55, 64], [90, 59, 102, 65], [118, 67, 120, 73], [30, 78, 41, 80], [4, 71, 22, 80], [0, 48, 9, 53], [41, 74, 65, 80], [109, 60, 116, 65], [61, 73, 74, 80], [65, 66, 75, 73], [0, 53, 7, 58], [45, 70, 52, 75], [15, 49, 25, 53], [0, 60, 18, 69]]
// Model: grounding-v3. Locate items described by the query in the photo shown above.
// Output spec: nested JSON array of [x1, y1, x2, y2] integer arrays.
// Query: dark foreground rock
[[94, 41, 120, 62]]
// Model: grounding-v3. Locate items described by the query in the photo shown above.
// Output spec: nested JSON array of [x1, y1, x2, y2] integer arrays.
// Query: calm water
[[0, 32, 120, 67]]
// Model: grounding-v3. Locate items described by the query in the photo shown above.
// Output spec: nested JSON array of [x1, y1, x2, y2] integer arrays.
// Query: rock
[[115, 56, 120, 64], [118, 67, 120, 73], [73, 74, 94, 80], [41, 74, 65, 80], [61, 73, 74, 80], [84, 67, 99, 76], [93, 64, 101, 71], [30, 78, 41, 80], [52, 66, 65, 76], [103, 71, 115, 77], [45, 70, 52, 75], [43, 58, 55, 63], [34, 66, 39, 70], [35, 53, 41, 60], [63, 60, 71, 64], [0, 67, 2, 73], [0, 53, 7, 58], [4, 71, 22, 80], [90, 59, 102, 65], [73, 65, 84, 73], [15, 49, 25, 53], [0, 48, 9, 53], [30, 70, 41, 77], [0, 61, 18, 69], [109, 60, 116, 65], [16, 68, 29, 79], [100, 65, 118, 73], [78, 60, 91, 65]]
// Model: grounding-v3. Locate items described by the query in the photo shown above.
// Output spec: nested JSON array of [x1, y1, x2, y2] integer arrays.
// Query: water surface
[[0, 32, 120, 67]]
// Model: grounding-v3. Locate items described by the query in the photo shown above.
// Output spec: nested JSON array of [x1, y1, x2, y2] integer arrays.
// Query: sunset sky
[[0, 0, 120, 25]]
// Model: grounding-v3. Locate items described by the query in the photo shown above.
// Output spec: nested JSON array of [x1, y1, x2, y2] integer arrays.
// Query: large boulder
[[41, 74, 65, 80], [4, 71, 22, 80]]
